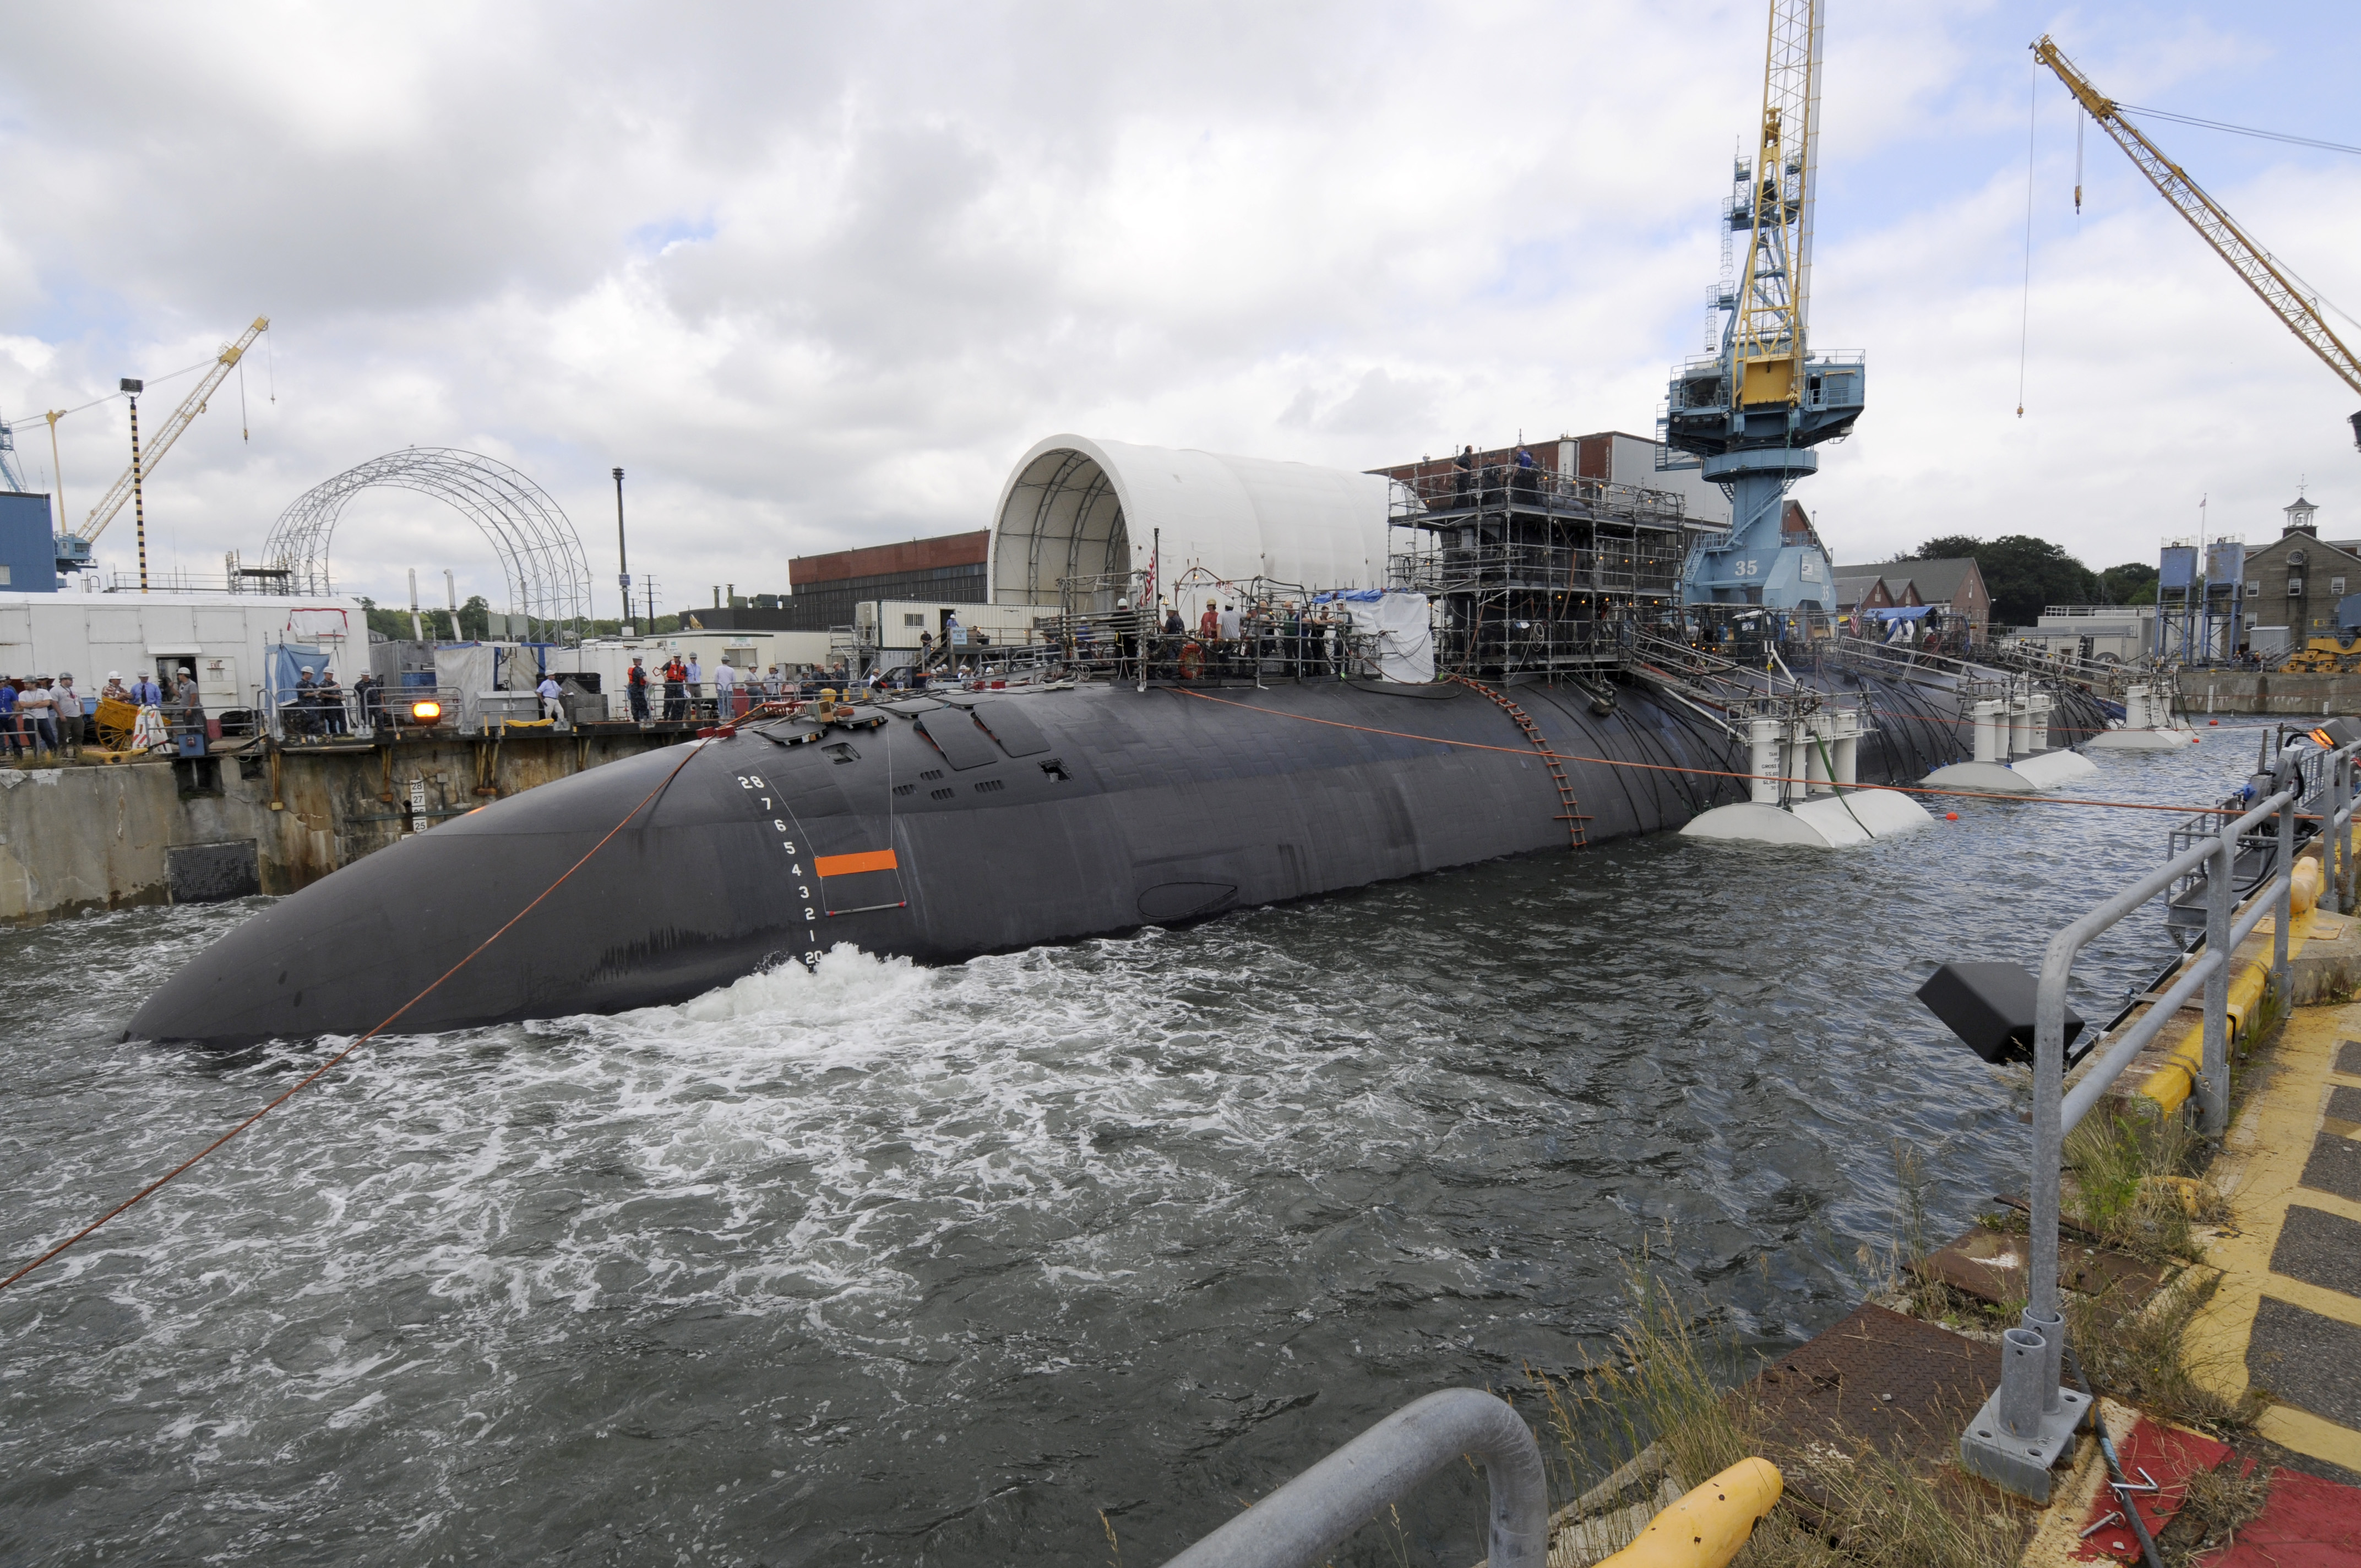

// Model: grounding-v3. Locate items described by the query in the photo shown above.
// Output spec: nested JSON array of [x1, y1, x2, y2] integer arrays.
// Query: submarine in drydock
[[126, 661, 2001, 1048]]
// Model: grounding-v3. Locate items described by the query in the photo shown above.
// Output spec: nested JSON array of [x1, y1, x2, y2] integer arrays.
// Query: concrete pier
[[0, 726, 696, 925]]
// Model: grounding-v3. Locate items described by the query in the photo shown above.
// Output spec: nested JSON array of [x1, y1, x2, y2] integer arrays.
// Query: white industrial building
[[0, 592, 369, 715]]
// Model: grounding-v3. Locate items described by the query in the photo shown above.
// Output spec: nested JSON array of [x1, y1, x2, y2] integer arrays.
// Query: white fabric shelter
[[988, 435, 1392, 606]]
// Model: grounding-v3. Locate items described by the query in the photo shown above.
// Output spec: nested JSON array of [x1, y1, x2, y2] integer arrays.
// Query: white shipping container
[[0, 591, 369, 712], [855, 599, 1054, 652]]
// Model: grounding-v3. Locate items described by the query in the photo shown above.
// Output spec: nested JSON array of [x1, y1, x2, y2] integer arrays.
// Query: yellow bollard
[[2292, 857, 2322, 917], [1595, 1457, 1782, 1567]]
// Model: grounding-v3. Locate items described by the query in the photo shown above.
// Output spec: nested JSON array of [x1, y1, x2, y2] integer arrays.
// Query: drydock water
[[1, 734, 2244, 1565]]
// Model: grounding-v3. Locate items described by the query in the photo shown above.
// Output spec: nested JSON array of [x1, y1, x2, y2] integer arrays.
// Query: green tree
[[1903, 533, 2098, 627], [353, 596, 420, 643], [1896, 535, 1983, 564], [2098, 562, 2159, 605]]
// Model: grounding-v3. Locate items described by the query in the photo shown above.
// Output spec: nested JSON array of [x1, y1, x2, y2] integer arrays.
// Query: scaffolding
[[1387, 462, 1698, 677]]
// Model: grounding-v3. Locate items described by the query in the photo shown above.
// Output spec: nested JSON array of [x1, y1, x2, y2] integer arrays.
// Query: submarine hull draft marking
[[127, 677, 1973, 1048]]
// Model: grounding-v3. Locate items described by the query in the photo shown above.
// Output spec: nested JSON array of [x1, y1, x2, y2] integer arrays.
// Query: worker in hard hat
[[627, 656, 650, 723], [54, 673, 85, 759]]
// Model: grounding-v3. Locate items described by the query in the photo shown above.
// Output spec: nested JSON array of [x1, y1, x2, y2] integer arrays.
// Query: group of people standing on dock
[[281, 666, 351, 738], [623, 655, 844, 725], [0, 673, 89, 763], [0, 666, 213, 764]]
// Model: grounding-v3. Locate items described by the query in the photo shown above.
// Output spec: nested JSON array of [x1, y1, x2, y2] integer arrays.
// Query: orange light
[[410, 699, 443, 721]]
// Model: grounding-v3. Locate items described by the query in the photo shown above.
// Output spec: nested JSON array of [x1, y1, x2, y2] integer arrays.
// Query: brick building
[[691, 530, 992, 632], [1830, 557, 1991, 640], [2242, 493, 2361, 644]]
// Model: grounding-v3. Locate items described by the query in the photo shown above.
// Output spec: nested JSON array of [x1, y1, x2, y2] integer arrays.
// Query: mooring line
[[0, 739, 716, 1296], [1171, 687, 2243, 815]]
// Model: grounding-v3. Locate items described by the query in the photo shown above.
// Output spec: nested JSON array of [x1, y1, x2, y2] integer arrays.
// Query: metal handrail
[[1983, 734, 2361, 1474], [1160, 1389, 1546, 1568]]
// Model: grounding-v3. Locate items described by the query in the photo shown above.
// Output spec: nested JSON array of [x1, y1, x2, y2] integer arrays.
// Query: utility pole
[[613, 467, 630, 632], [122, 379, 146, 592]]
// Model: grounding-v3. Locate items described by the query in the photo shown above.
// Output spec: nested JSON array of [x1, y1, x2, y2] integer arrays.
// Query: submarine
[[125, 435, 2110, 1048], [126, 661, 2013, 1048]]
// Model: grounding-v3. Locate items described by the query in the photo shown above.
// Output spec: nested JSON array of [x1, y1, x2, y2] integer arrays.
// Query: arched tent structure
[[263, 448, 593, 631], [988, 435, 1393, 606]]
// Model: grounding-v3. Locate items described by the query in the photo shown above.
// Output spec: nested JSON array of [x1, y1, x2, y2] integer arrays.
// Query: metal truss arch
[[263, 448, 592, 630]]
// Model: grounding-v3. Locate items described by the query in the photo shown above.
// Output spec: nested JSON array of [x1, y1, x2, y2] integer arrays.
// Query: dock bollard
[[1595, 1457, 1782, 1568]]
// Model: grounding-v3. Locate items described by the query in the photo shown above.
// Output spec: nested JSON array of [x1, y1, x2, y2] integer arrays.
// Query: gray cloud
[[0, 2, 2349, 617]]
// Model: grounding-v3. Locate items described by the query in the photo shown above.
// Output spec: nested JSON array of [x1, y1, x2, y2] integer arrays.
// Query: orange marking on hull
[[815, 849, 899, 878]]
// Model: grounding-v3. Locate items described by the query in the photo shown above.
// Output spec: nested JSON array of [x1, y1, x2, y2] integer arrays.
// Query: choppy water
[[1, 728, 2258, 1565]]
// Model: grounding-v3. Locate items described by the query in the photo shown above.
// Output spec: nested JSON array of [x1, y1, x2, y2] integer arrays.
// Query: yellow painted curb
[[2183, 1002, 2361, 1472], [2256, 1402, 2361, 1475], [2014, 1423, 2109, 1568]]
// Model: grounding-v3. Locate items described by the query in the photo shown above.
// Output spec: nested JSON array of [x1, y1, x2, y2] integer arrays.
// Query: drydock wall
[[2178, 670, 2361, 716], [0, 731, 690, 926]]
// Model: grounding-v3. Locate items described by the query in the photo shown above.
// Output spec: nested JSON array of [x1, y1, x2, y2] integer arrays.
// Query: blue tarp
[[1868, 606, 1932, 620], [263, 643, 329, 707]]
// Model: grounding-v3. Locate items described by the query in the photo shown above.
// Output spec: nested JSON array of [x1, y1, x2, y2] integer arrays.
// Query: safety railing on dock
[[1153, 1386, 1781, 1568], [1962, 732, 2361, 1494], [1160, 1389, 1547, 1568]]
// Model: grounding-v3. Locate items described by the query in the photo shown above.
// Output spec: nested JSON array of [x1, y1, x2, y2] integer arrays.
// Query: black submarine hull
[[125, 674, 1971, 1048]]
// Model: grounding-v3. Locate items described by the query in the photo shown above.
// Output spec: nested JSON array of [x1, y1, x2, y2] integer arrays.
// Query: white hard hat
[[106, 671, 119, 680]]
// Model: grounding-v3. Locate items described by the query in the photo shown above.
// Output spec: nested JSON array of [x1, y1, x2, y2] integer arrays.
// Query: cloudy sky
[[2, 1, 2356, 617]]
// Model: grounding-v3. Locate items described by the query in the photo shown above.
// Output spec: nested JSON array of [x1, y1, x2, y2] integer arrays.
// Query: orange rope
[[0, 738, 715, 1295], [1171, 687, 2240, 815]]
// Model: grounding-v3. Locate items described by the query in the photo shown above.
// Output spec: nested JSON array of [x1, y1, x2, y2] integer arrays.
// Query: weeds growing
[[2170, 1460, 2270, 1558], [2063, 1108, 2221, 1263], [1526, 1266, 2022, 1568], [2066, 1272, 2265, 1438]]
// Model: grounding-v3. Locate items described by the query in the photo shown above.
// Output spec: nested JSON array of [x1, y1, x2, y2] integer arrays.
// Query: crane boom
[[72, 315, 269, 547], [1731, 0, 1826, 406], [2032, 37, 2361, 437]]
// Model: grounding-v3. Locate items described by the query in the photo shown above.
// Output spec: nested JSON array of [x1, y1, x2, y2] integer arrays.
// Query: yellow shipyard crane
[[47, 314, 270, 573], [2033, 37, 2361, 449]]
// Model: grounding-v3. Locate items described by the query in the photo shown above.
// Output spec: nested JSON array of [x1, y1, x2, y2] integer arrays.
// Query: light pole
[[613, 466, 631, 633], [122, 378, 146, 592]]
